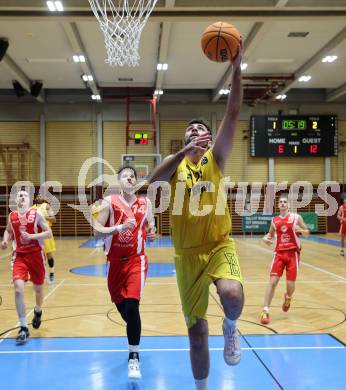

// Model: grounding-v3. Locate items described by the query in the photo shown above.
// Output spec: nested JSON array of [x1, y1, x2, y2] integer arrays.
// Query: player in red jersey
[[93, 166, 156, 379], [337, 198, 346, 256], [260, 195, 309, 324], [1, 190, 51, 345]]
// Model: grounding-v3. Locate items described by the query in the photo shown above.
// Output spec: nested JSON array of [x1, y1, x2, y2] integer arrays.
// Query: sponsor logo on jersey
[[201, 156, 208, 166], [118, 229, 133, 244], [281, 233, 291, 243], [280, 225, 288, 233]]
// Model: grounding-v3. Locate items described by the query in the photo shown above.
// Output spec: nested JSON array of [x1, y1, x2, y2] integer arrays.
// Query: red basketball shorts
[[12, 250, 46, 285], [270, 249, 300, 281], [106, 254, 148, 304]]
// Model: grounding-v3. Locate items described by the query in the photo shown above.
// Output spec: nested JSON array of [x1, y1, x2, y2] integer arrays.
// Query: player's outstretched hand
[[184, 134, 212, 154], [0, 240, 8, 250], [263, 233, 273, 246], [122, 218, 136, 231]]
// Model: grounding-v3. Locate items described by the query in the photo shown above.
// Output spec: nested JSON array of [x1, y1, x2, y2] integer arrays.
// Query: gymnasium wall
[[46, 122, 96, 186], [0, 102, 346, 186], [0, 122, 40, 185]]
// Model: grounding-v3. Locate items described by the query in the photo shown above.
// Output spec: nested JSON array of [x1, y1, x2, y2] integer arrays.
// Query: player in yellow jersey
[[34, 195, 57, 283], [150, 44, 243, 390]]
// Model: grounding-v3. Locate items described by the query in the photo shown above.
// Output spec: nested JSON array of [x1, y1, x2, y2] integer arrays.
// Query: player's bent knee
[[217, 280, 243, 302]]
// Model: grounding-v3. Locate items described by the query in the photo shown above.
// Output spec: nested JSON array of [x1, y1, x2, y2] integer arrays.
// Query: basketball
[[201, 21, 241, 63]]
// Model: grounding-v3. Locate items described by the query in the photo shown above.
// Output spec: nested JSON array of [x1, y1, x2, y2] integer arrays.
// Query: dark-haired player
[[150, 44, 243, 390]]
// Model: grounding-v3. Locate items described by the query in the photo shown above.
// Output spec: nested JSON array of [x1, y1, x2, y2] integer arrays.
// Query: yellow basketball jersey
[[34, 203, 52, 227], [170, 148, 231, 254]]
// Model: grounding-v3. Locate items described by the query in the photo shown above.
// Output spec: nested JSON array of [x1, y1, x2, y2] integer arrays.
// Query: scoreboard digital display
[[250, 115, 337, 157], [134, 133, 149, 145]]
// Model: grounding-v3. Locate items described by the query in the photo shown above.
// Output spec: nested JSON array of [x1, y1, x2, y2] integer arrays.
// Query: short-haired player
[[1, 190, 52, 345], [93, 166, 156, 379], [260, 195, 309, 324]]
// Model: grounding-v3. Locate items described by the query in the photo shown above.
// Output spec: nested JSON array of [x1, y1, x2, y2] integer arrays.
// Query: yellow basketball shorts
[[43, 235, 56, 254], [174, 239, 242, 328]]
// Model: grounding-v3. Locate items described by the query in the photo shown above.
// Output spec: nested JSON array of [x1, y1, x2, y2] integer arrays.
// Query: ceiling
[[0, 0, 346, 105]]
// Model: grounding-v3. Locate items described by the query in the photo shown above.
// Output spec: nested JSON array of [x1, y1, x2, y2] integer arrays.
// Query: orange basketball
[[201, 21, 241, 63]]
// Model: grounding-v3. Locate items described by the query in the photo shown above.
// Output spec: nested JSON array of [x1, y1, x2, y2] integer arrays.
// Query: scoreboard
[[250, 115, 337, 157]]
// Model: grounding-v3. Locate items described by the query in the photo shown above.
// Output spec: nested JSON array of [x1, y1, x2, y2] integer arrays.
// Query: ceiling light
[[46, 1, 55, 11], [91, 94, 101, 101], [54, 1, 64, 11], [73, 54, 85, 63], [219, 89, 230, 95], [241, 63, 248, 71], [82, 74, 93, 82], [157, 63, 168, 71], [154, 90, 163, 95], [322, 55, 338, 63], [276, 94, 287, 100], [298, 75, 311, 82], [46, 1, 64, 12]]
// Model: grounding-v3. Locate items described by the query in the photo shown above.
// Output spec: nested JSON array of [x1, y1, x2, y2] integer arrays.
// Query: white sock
[[263, 306, 269, 312], [19, 317, 27, 327], [224, 317, 236, 329], [195, 378, 208, 390], [34, 305, 41, 313], [129, 344, 139, 353]]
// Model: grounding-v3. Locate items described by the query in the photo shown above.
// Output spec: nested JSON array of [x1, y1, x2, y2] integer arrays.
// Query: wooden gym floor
[[0, 234, 345, 343]]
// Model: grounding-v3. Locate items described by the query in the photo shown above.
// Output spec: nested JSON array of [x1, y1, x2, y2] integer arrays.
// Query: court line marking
[[0, 346, 344, 354], [0, 279, 66, 344], [1, 279, 345, 288], [241, 241, 346, 282]]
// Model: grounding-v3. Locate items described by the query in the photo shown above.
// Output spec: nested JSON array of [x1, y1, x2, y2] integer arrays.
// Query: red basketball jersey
[[10, 208, 43, 253], [340, 204, 346, 222], [272, 212, 300, 252], [104, 195, 148, 259]]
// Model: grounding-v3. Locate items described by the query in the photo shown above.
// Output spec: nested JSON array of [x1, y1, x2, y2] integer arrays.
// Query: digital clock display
[[282, 119, 306, 130], [250, 115, 337, 157]]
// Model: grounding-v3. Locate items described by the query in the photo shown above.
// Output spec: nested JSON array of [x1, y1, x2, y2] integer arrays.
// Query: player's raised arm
[[212, 42, 243, 173], [149, 132, 211, 183]]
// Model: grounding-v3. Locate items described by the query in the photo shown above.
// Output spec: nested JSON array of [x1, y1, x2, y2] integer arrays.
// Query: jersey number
[[132, 205, 146, 215]]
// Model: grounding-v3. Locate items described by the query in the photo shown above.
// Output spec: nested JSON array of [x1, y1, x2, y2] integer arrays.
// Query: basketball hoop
[[88, 0, 158, 67]]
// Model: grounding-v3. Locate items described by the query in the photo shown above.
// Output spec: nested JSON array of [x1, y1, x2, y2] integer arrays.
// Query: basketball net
[[88, 0, 158, 67]]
